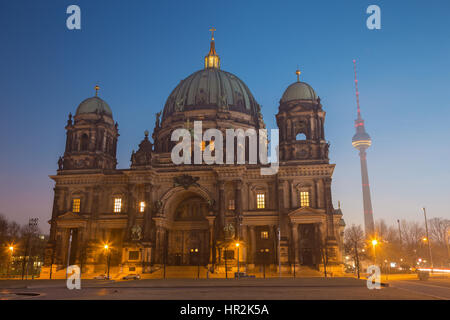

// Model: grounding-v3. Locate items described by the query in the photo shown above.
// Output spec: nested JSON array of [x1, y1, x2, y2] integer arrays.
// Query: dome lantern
[[204, 27, 220, 69]]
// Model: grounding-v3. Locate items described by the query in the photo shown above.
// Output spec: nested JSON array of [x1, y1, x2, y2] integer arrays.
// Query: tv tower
[[351, 60, 375, 235]]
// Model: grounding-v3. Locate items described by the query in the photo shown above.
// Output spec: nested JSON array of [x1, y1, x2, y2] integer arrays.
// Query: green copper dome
[[281, 81, 317, 102], [76, 96, 113, 117], [162, 68, 260, 119]]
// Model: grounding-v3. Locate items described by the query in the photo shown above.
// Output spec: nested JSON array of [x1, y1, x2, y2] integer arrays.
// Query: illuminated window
[[228, 199, 235, 210], [72, 198, 81, 213], [256, 193, 265, 209], [201, 141, 206, 151], [139, 201, 145, 213], [261, 231, 269, 239], [209, 140, 215, 151], [300, 191, 310, 207], [114, 198, 122, 213]]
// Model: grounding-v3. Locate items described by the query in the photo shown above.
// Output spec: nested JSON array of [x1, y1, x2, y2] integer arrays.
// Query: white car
[[94, 274, 110, 280], [122, 274, 141, 280]]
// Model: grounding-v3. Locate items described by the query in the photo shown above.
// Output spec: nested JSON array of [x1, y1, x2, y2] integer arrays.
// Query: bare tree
[[344, 224, 365, 278], [428, 218, 450, 246]]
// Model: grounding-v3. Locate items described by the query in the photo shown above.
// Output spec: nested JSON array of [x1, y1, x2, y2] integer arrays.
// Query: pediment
[[57, 211, 81, 220], [288, 206, 324, 217]]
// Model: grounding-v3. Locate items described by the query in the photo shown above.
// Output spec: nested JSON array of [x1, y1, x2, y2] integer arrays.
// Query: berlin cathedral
[[42, 31, 345, 278]]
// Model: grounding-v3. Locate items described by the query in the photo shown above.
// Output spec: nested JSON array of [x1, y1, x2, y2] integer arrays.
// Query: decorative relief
[[173, 174, 200, 189], [130, 224, 142, 240]]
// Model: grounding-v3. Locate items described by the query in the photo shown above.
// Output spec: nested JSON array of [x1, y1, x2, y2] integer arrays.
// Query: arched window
[[80, 134, 89, 151], [296, 133, 306, 141]]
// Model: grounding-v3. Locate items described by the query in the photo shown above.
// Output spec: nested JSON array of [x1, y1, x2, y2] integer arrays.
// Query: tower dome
[[281, 69, 317, 103], [75, 87, 113, 117], [281, 81, 317, 102]]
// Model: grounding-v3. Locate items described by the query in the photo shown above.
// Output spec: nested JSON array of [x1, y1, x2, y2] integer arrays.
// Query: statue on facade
[[58, 156, 64, 170], [155, 111, 161, 128], [130, 224, 142, 240]]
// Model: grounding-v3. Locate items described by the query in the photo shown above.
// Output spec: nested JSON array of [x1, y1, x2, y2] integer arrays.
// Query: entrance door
[[301, 248, 313, 266]]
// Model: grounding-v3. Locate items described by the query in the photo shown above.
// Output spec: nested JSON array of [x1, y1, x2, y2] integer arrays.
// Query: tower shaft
[[358, 148, 374, 234]]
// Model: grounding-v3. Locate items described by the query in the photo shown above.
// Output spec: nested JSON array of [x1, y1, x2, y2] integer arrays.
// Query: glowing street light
[[7, 245, 15, 278], [103, 243, 111, 279], [371, 239, 378, 263], [235, 242, 240, 279], [421, 207, 434, 271]]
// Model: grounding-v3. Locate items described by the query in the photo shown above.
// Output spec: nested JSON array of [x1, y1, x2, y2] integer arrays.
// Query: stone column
[[310, 114, 316, 140], [289, 180, 295, 209], [247, 183, 252, 210], [218, 181, 225, 232], [314, 179, 319, 208], [324, 177, 335, 238], [277, 180, 286, 235], [268, 225, 276, 264], [242, 226, 248, 264], [235, 180, 243, 239], [126, 184, 136, 240], [292, 223, 299, 264], [142, 183, 152, 241], [249, 226, 256, 264], [155, 226, 162, 264], [206, 216, 215, 265]]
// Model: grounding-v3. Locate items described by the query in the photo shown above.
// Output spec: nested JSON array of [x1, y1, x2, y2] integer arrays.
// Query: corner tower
[[276, 69, 329, 162], [59, 86, 119, 171]]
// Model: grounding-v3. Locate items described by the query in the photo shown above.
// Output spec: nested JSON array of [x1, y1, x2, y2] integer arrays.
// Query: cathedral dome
[[76, 96, 113, 117], [162, 68, 260, 120], [281, 81, 317, 103]]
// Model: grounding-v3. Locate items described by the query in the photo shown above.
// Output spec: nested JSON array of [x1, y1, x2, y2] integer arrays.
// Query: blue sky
[[0, 0, 449, 232]]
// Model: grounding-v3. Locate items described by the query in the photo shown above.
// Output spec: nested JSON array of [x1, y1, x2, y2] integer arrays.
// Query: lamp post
[[235, 242, 240, 279], [191, 248, 200, 279], [421, 207, 434, 271], [224, 245, 228, 279], [8, 245, 14, 278], [354, 242, 360, 279], [277, 227, 281, 278], [371, 239, 378, 264], [104, 244, 111, 280], [445, 226, 450, 264]]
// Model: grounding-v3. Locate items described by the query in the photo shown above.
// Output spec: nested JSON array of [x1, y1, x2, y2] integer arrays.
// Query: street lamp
[[103, 244, 111, 280], [371, 239, 378, 263], [235, 242, 240, 279], [8, 245, 14, 278], [446, 226, 450, 264], [421, 207, 434, 271]]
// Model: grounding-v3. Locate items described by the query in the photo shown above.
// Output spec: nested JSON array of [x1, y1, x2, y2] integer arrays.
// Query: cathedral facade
[[42, 34, 345, 278]]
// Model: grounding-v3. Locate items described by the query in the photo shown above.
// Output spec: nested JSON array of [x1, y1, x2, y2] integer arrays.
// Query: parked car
[[122, 274, 141, 280], [94, 274, 110, 280]]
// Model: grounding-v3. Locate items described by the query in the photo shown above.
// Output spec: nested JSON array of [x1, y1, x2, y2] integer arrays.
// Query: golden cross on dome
[[95, 85, 100, 96], [295, 67, 301, 82], [209, 27, 216, 40]]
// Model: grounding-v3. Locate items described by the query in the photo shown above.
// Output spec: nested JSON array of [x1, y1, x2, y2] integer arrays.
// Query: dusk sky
[[1, 0, 449, 233]]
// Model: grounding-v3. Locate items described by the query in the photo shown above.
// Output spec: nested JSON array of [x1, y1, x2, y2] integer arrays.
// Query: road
[[0, 277, 447, 300], [389, 277, 450, 300]]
